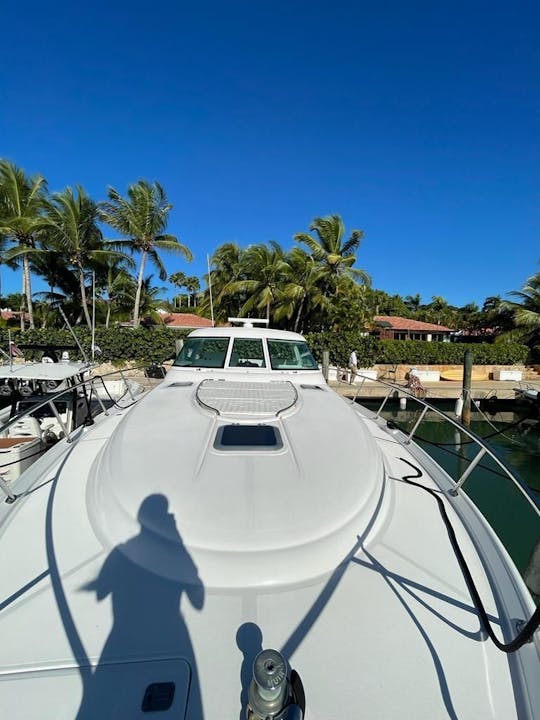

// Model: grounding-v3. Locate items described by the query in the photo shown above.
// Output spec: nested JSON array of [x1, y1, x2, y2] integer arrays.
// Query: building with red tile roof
[[373, 315, 453, 341], [1, 309, 28, 322], [160, 312, 214, 329]]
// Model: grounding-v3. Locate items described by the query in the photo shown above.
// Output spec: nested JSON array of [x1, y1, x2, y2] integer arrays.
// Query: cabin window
[[267, 340, 318, 370], [214, 424, 283, 450], [173, 337, 229, 368], [228, 338, 266, 368]]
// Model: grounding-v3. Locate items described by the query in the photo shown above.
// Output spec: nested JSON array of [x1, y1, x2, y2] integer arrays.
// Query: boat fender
[[454, 397, 463, 417]]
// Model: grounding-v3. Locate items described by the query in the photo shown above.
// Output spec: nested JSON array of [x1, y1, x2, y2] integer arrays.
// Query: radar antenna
[[227, 317, 269, 329]]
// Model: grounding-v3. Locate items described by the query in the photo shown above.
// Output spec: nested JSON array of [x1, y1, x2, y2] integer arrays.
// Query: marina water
[[363, 398, 540, 596]]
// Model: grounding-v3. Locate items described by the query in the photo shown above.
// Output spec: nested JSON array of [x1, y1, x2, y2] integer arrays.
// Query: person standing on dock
[[348, 349, 358, 384]]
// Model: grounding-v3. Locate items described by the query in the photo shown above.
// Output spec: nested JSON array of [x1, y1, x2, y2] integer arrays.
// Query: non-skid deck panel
[[196, 380, 297, 416]]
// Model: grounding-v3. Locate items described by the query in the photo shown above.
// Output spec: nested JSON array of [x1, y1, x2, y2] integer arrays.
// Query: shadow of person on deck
[[236, 621, 263, 720], [77, 494, 205, 719]]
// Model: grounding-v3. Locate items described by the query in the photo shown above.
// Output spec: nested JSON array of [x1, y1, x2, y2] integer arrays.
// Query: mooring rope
[[399, 457, 540, 652]]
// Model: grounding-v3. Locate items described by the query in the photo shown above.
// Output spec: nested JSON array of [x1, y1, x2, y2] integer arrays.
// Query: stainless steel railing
[[350, 374, 540, 517]]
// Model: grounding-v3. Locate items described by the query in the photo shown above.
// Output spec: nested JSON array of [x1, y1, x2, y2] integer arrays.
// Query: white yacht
[[0, 322, 538, 719], [0, 350, 144, 486]]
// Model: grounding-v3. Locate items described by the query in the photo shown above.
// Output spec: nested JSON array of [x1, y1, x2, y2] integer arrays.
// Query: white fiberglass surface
[[85, 384, 385, 586], [0, 379, 537, 718]]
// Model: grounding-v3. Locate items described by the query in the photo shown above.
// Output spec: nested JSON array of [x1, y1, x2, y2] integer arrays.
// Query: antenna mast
[[58, 306, 89, 364], [91, 271, 96, 362], [207, 254, 215, 327]]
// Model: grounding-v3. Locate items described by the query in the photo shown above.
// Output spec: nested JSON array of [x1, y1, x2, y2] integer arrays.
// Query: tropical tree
[[114, 273, 166, 324], [364, 288, 408, 317], [0, 232, 20, 300], [95, 256, 136, 328], [43, 186, 123, 328], [425, 295, 453, 326], [325, 277, 372, 332], [169, 270, 187, 308], [501, 270, 540, 355], [30, 249, 81, 327], [100, 180, 192, 328], [294, 214, 371, 292], [0, 160, 48, 329], [203, 243, 246, 321], [275, 247, 327, 332], [404, 293, 421, 313], [185, 275, 200, 307], [222, 242, 289, 321]]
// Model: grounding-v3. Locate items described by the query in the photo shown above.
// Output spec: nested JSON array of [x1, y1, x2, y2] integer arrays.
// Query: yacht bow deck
[[0, 397, 530, 718]]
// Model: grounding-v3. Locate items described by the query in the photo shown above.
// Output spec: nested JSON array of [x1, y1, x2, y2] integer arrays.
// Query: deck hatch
[[142, 681, 176, 712], [214, 424, 283, 450]]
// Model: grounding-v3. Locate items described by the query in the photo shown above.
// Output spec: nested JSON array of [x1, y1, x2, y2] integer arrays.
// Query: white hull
[[0, 327, 538, 719]]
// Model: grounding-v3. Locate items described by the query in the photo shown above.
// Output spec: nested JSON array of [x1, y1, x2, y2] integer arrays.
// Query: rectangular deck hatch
[[215, 424, 283, 450]]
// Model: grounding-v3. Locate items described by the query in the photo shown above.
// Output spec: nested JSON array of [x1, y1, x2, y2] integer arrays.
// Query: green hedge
[[305, 333, 380, 367], [305, 332, 529, 366], [0, 327, 190, 363], [0, 327, 530, 366]]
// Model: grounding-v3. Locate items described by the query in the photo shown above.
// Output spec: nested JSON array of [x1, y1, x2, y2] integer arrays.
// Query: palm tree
[[276, 247, 327, 331], [95, 256, 136, 328], [0, 232, 19, 301], [203, 243, 246, 321], [404, 293, 421, 313], [44, 186, 123, 328], [169, 271, 187, 308], [294, 214, 370, 291], [427, 295, 451, 326], [100, 180, 192, 328], [114, 273, 166, 325], [222, 242, 290, 321], [185, 276, 200, 308], [30, 249, 81, 327], [0, 160, 48, 329], [502, 270, 540, 350]]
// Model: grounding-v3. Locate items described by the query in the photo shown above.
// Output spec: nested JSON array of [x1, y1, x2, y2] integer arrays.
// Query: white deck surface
[[0, 370, 538, 718]]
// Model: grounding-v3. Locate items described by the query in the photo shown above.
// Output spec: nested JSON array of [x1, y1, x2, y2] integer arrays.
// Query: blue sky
[[1, 0, 538, 308]]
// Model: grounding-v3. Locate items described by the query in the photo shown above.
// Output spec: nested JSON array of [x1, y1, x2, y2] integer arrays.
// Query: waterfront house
[[373, 315, 453, 341]]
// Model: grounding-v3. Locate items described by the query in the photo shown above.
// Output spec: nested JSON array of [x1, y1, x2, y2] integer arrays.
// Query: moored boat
[[0, 320, 538, 719], [515, 383, 540, 409], [0, 352, 144, 487]]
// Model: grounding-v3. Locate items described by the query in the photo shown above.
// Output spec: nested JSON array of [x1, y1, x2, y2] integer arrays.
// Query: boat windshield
[[267, 339, 318, 370], [229, 338, 266, 368], [17, 398, 69, 419], [173, 337, 229, 368]]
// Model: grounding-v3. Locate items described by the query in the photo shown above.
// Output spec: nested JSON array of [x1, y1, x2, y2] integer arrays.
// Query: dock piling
[[461, 349, 473, 426]]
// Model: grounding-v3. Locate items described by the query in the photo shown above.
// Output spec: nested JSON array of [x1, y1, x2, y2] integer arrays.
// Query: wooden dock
[[330, 379, 538, 401]]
